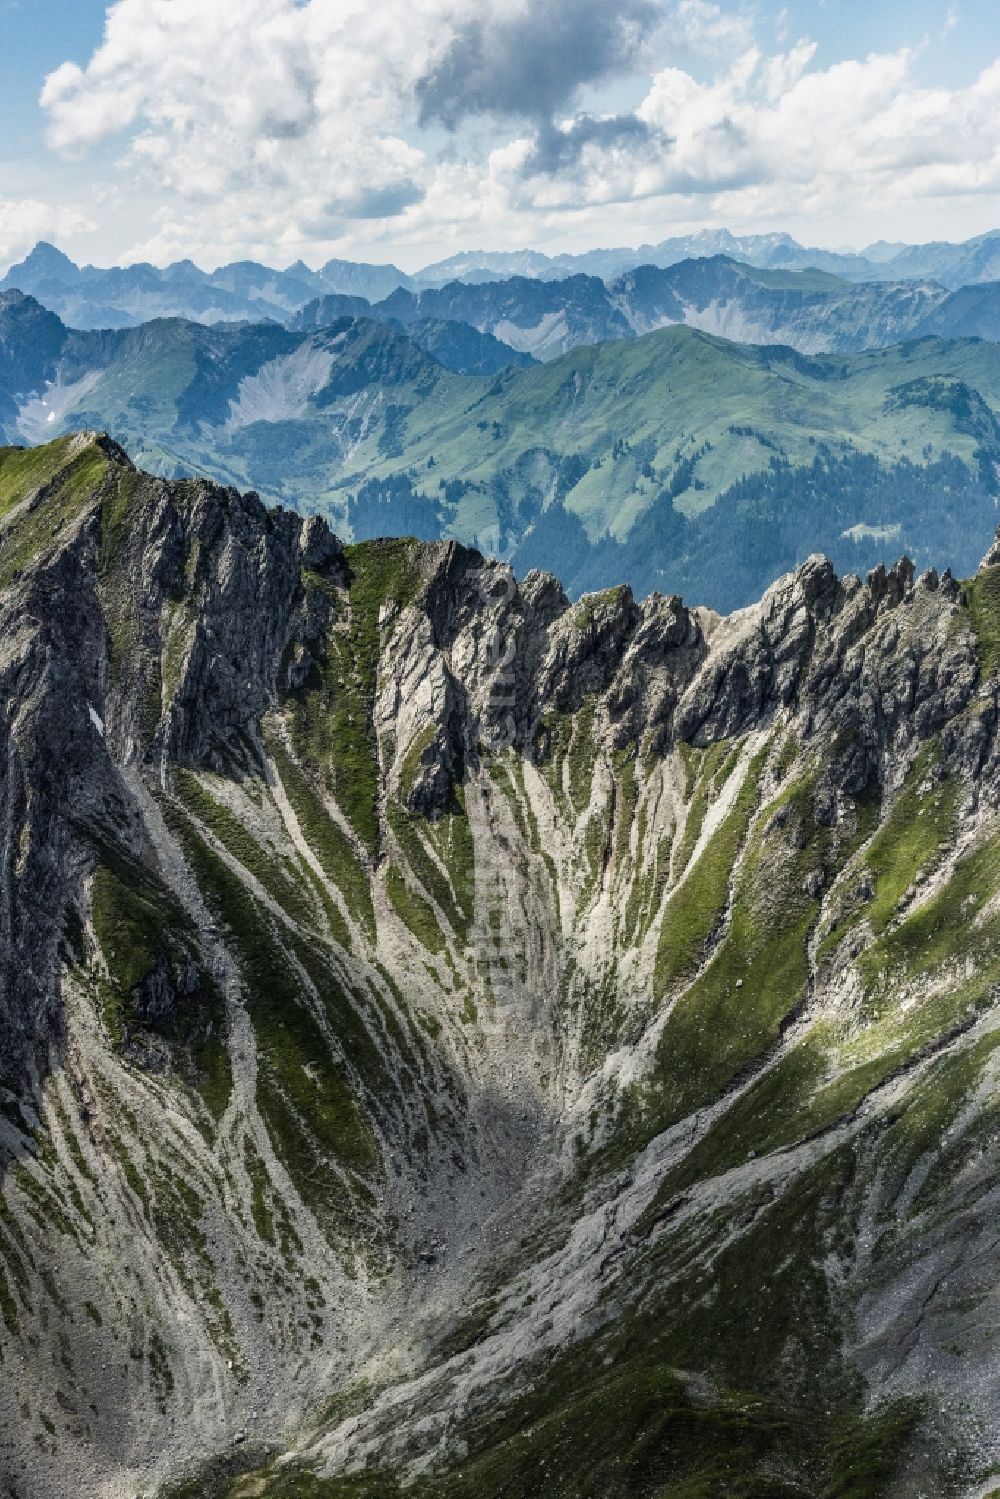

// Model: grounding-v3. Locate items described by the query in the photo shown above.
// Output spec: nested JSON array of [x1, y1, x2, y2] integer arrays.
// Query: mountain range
[[3, 286, 1000, 609], [4, 430, 1000, 1496], [298, 257, 1000, 361], [10, 245, 1000, 374], [411, 225, 1000, 288], [7, 227, 1000, 333], [0, 240, 412, 324]]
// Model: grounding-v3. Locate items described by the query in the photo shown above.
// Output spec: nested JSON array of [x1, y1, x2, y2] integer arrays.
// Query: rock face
[[3, 434, 1000, 1498]]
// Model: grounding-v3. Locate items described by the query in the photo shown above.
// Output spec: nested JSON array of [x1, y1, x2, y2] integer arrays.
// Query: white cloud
[[36, 0, 661, 265], [666, 0, 754, 55], [40, 0, 446, 231], [0, 199, 95, 275], [500, 42, 1000, 228], [28, 0, 1000, 266]]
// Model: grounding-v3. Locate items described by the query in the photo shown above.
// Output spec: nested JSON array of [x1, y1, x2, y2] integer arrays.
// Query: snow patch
[[842, 521, 902, 544], [88, 704, 104, 737]]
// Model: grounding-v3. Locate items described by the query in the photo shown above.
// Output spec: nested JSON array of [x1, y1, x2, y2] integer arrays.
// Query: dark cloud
[[328, 181, 422, 218], [342, 182, 426, 220], [416, 0, 661, 129], [258, 65, 319, 141], [307, 180, 426, 230], [523, 113, 656, 174]]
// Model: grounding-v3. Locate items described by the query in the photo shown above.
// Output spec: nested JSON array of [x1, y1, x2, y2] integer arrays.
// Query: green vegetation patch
[[98, 463, 143, 574], [386, 865, 446, 955], [267, 737, 375, 943], [90, 853, 231, 1117], [673, 740, 742, 878], [0, 437, 86, 515], [164, 805, 379, 1212], [397, 724, 437, 802], [654, 743, 763, 996], [821, 744, 956, 963], [649, 771, 824, 1132], [173, 766, 318, 931], [610, 751, 640, 882], [537, 695, 600, 822], [654, 803, 1000, 1212], [387, 789, 475, 944], [879, 1028, 1000, 1219], [859, 827, 1000, 995], [0, 438, 112, 586], [287, 539, 421, 853], [244, 1136, 276, 1246], [966, 565, 1000, 678], [863, 757, 956, 938]]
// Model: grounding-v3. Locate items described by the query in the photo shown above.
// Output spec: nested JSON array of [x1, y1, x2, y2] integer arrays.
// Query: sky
[[3, 0, 1000, 273]]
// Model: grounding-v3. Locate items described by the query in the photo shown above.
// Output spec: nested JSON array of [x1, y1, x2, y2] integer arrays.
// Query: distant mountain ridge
[[295, 256, 1000, 362], [4, 287, 1000, 612], [6, 227, 1000, 334], [342, 258, 967, 360], [0, 284, 530, 384], [0, 240, 413, 327]]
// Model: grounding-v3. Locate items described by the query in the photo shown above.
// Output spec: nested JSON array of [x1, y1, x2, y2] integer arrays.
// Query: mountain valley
[[3, 434, 1000, 1496]]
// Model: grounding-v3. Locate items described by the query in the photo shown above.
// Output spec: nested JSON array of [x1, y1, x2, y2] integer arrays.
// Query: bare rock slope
[[2, 434, 1000, 1498]]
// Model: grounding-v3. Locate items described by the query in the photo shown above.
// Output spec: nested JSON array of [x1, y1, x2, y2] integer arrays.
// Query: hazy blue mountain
[[416, 230, 892, 283], [289, 292, 375, 324], [418, 230, 814, 281], [0, 243, 295, 326], [401, 316, 537, 374], [297, 257, 958, 362], [9, 230, 1000, 337], [417, 227, 1000, 288], [291, 295, 536, 373], [0, 292, 447, 475], [376, 272, 634, 358], [608, 257, 949, 352], [0, 242, 413, 329], [5, 288, 1000, 612], [380, 258, 1000, 360], [871, 230, 1000, 288], [313, 256, 413, 301], [912, 280, 1000, 339], [411, 248, 561, 284]]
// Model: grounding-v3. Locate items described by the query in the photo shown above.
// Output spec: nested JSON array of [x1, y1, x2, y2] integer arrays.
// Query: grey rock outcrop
[[4, 435, 1000, 1499]]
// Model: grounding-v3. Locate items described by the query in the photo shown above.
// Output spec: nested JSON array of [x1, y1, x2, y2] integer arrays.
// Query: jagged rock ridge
[[2, 435, 1000, 1497]]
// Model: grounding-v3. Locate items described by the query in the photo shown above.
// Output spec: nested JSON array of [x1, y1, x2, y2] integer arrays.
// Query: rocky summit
[[3, 433, 1000, 1497]]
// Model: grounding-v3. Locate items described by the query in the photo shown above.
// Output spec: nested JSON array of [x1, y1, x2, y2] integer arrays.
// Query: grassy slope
[[15, 321, 1000, 554], [0, 434, 124, 590], [339, 329, 1000, 539]]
